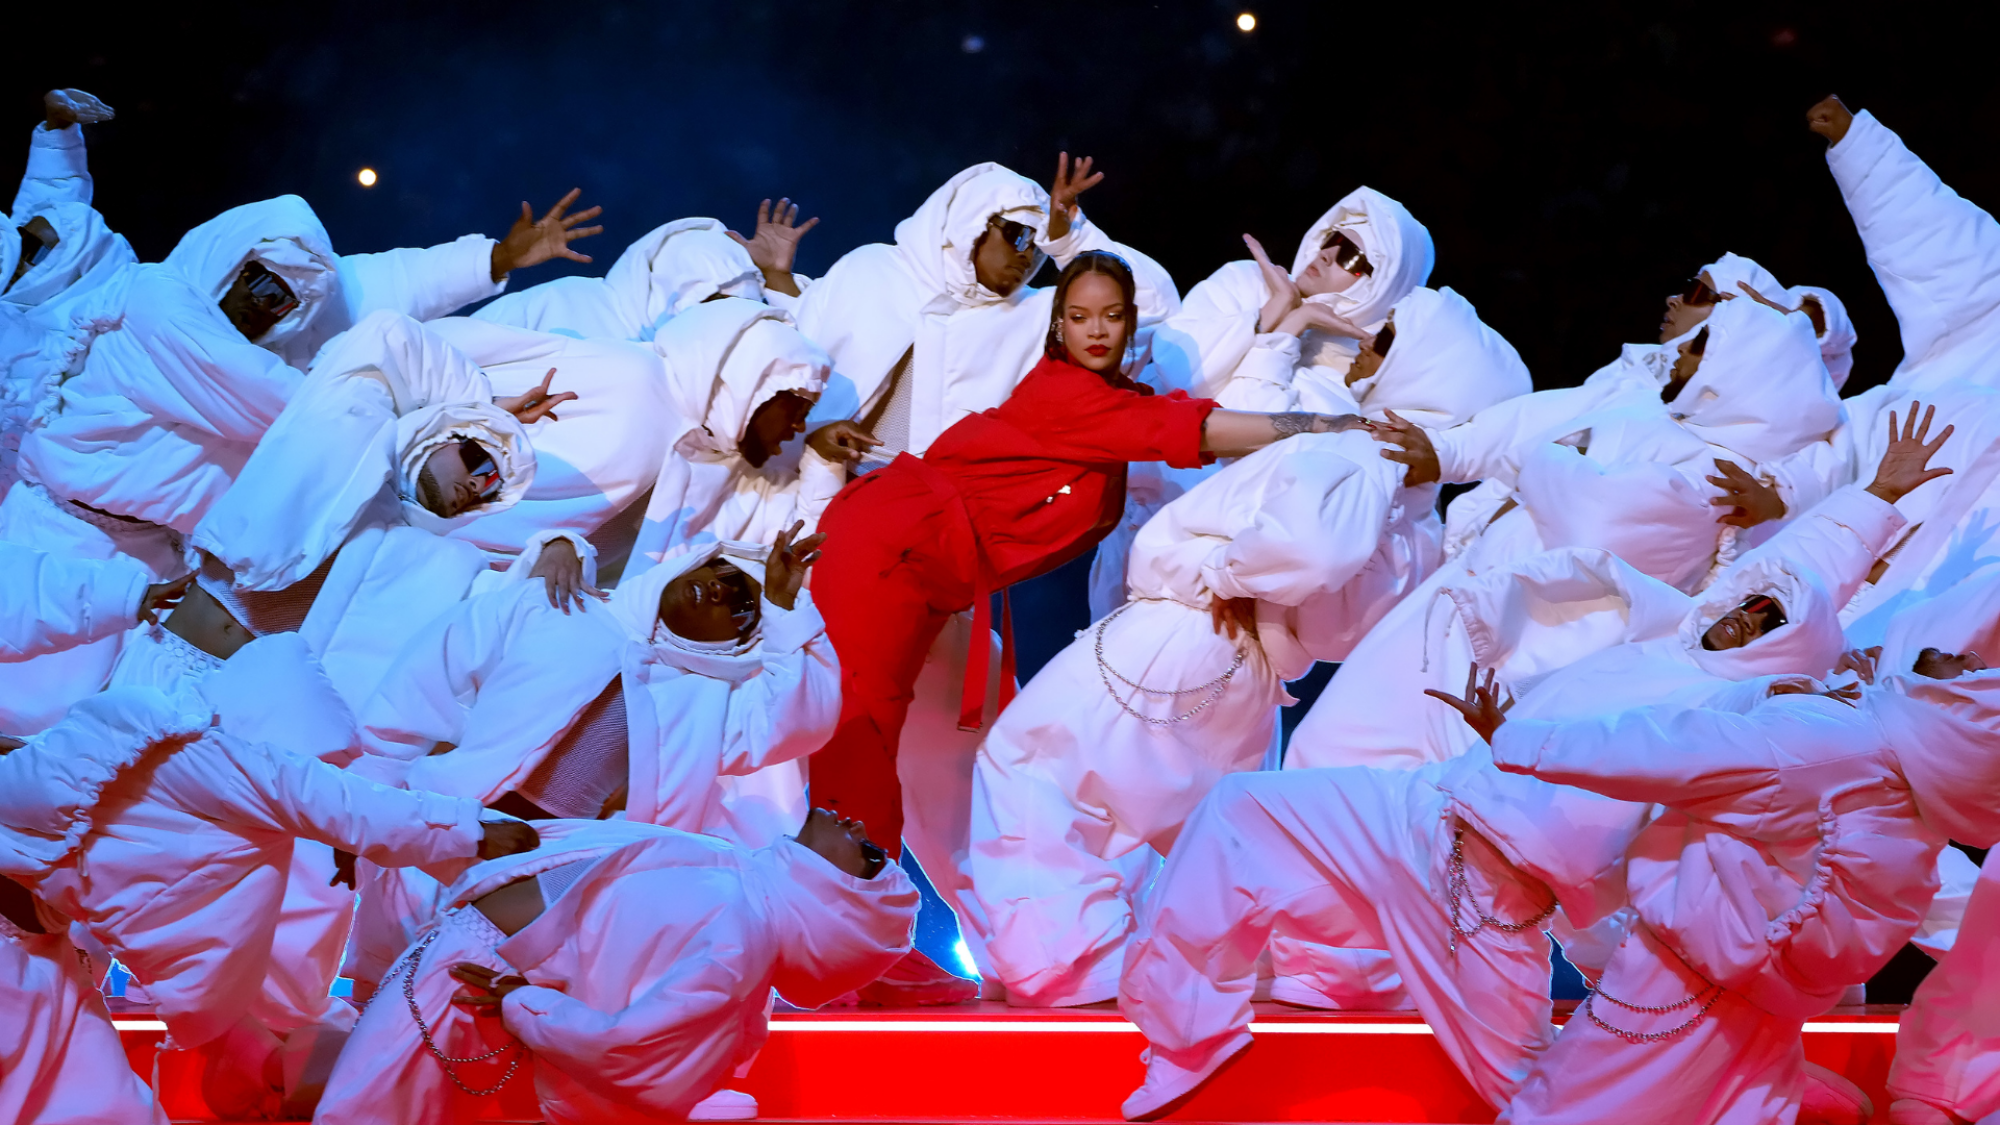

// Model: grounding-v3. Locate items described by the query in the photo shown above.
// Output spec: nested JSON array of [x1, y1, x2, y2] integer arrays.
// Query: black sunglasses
[[988, 217, 1036, 254], [1370, 320, 1397, 358], [458, 440, 503, 505], [1679, 275, 1723, 308], [1321, 230, 1374, 278], [18, 226, 54, 270], [707, 560, 762, 633], [1738, 594, 1788, 633], [859, 839, 888, 879], [241, 262, 301, 318]]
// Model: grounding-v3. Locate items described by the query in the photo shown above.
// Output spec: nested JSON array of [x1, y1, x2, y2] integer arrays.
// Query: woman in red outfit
[[810, 251, 1359, 859]]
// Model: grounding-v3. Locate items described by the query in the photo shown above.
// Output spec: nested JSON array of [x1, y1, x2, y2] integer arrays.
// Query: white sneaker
[[1120, 1030, 1252, 1122], [688, 1088, 759, 1121]]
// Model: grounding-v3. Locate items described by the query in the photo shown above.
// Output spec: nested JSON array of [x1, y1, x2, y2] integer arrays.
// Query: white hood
[[891, 162, 1050, 310], [1878, 570, 2000, 679], [1698, 251, 1784, 299], [605, 539, 774, 683], [1680, 549, 1848, 681], [603, 218, 764, 340], [193, 311, 533, 590], [1352, 286, 1531, 428], [1666, 296, 1840, 467], [1790, 285, 1856, 389], [651, 297, 828, 461], [4, 202, 135, 311], [748, 835, 919, 1009], [1869, 669, 2000, 847], [1290, 186, 1435, 329], [161, 195, 339, 351]]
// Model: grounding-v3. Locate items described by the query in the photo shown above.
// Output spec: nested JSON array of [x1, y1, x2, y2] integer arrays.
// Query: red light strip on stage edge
[[111, 1018, 1896, 1034]]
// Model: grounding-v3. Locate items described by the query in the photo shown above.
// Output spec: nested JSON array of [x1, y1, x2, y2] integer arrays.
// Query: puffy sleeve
[[1490, 695, 1875, 840], [1147, 262, 1267, 400], [501, 880, 766, 1120], [1017, 369, 1216, 469], [1731, 484, 1906, 610], [119, 272, 301, 442], [368, 585, 623, 804], [1431, 384, 1604, 487], [715, 593, 843, 776], [12, 123, 91, 215], [332, 235, 508, 327], [154, 730, 485, 869], [0, 543, 148, 662], [1828, 110, 2000, 370]]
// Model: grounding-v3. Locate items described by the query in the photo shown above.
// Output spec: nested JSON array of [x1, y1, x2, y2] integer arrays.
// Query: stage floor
[[114, 999, 1904, 1123]]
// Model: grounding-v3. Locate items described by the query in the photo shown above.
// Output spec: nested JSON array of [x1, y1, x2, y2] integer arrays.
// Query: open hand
[[1244, 233, 1301, 331], [763, 521, 826, 611], [450, 963, 533, 1007], [490, 189, 604, 281], [1770, 678, 1863, 706], [1706, 459, 1786, 528], [1833, 646, 1882, 686], [728, 198, 819, 296], [1371, 410, 1442, 487], [45, 89, 114, 129], [477, 820, 541, 861], [806, 420, 884, 466], [527, 537, 605, 615], [495, 368, 578, 425], [1806, 95, 1854, 146], [1047, 152, 1104, 242], [1276, 301, 1370, 340], [139, 572, 197, 626], [1424, 665, 1513, 743], [1866, 402, 1954, 506]]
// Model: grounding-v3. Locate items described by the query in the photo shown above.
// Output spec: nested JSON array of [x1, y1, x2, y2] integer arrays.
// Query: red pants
[[809, 466, 974, 856]]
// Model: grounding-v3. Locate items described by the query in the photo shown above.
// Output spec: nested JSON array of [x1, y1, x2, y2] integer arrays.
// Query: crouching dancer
[[1115, 671, 1650, 1121], [1481, 646, 2000, 1123], [316, 810, 917, 1125], [0, 633, 538, 1121]]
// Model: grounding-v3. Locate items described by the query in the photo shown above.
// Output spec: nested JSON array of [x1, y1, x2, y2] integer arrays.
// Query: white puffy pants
[[1889, 849, 2000, 1122], [1499, 925, 1804, 1125], [0, 914, 168, 1125], [1119, 767, 1557, 1110], [317, 907, 523, 1125], [969, 598, 1283, 1007]]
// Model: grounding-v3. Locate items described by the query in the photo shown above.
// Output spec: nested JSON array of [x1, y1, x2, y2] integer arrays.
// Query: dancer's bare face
[[1059, 272, 1131, 374], [1660, 269, 1727, 344], [741, 390, 814, 468], [657, 560, 761, 642], [973, 216, 1037, 296], [1914, 647, 1987, 680], [795, 808, 884, 878]]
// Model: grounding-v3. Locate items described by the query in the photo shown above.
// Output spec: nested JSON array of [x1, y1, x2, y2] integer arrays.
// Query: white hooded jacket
[[629, 298, 834, 572], [474, 218, 778, 341], [359, 541, 839, 844], [0, 635, 488, 1048], [192, 310, 534, 591], [164, 195, 505, 370], [794, 162, 1180, 457]]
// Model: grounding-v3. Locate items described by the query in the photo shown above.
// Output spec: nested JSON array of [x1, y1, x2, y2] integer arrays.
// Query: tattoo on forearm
[[1271, 413, 1317, 437]]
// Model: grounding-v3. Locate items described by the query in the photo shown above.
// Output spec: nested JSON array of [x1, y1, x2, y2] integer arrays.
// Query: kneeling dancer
[[316, 810, 916, 1124]]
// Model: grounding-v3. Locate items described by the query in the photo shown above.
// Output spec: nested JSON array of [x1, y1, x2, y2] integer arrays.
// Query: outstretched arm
[[1815, 96, 2000, 366], [13, 89, 111, 214]]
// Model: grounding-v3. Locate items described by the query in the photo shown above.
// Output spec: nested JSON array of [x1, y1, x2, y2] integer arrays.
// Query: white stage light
[[1236, 12, 1257, 31], [357, 167, 378, 187]]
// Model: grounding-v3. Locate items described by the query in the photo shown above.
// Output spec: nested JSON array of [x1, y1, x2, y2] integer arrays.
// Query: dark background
[[17, 1, 1984, 996]]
